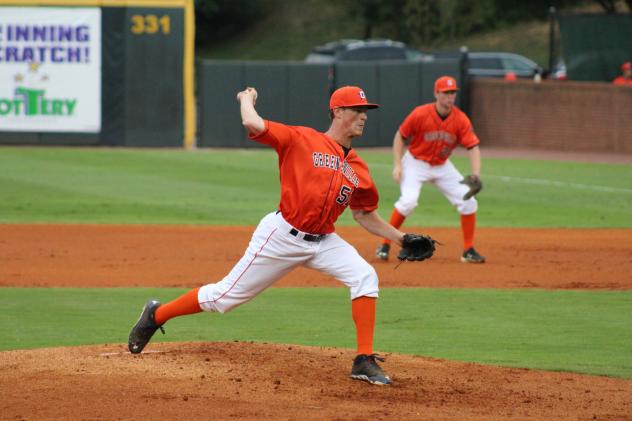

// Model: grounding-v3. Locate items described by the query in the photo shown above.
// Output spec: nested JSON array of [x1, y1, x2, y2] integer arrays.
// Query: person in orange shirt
[[376, 76, 485, 263], [613, 61, 632, 85], [128, 85, 436, 386]]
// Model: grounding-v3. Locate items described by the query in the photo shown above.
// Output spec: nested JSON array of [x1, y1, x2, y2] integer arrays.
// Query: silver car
[[466, 52, 544, 78], [305, 39, 428, 63]]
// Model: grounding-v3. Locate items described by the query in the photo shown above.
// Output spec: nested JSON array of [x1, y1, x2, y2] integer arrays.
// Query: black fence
[[197, 57, 463, 148]]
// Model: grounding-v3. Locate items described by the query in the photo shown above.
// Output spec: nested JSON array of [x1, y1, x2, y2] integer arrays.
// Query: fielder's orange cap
[[622, 61, 632, 71], [434, 76, 458, 92], [329, 86, 379, 110]]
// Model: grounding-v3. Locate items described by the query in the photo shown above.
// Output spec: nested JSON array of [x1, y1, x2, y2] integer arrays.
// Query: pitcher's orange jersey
[[400, 103, 480, 166], [250, 120, 379, 234]]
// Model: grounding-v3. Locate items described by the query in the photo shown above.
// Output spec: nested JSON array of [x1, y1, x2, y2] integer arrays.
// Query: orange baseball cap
[[329, 86, 379, 110], [434, 76, 458, 92], [622, 61, 632, 71]]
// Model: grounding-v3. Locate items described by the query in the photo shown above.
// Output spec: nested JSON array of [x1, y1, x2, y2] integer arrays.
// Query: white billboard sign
[[0, 7, 101, 132]]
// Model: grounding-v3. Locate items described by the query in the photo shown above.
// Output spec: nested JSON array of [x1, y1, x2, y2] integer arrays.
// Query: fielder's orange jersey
[[400, 103, 480, 166], [250, 120, 379, 234], [613, 77, 632, 85]]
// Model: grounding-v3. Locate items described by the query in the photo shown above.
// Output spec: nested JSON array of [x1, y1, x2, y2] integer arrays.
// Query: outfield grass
[[1, 287, 630, 379], [1, 147, 630, 227]]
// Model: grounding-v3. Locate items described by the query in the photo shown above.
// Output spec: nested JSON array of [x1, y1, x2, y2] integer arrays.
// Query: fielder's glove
[[460, 175, 483, 200], [397, 234, 437, 262]]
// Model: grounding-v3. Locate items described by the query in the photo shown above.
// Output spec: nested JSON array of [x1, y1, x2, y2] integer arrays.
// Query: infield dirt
[[1, 224, 631, 420]]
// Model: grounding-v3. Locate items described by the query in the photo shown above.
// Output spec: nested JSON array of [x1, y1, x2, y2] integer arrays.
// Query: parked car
[[422, 49, 544, 79], [305, 39, 428, 63], [466, 52, 544, 79]]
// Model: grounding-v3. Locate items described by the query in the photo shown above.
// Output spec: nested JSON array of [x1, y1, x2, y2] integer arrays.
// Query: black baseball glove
[[460, 175, 483, 200], [397, 234, 437, 261]]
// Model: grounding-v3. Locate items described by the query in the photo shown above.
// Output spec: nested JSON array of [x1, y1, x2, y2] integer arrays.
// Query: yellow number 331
[[130, 15, 171, 35]]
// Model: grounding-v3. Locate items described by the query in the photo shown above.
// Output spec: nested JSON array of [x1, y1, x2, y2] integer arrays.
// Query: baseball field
[[1, 146, 631, 419]]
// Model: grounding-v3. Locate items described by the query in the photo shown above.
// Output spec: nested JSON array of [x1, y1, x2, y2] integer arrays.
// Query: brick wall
[[469, 79, 632, 154]]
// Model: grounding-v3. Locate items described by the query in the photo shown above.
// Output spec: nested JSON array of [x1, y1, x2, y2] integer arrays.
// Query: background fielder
[[612, 61, 632, 85], [377, 75, 485, 263], [128, 85, 436, 386]]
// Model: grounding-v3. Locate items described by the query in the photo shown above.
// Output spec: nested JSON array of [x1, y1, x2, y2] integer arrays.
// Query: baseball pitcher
[[128, 86, 437, 386]]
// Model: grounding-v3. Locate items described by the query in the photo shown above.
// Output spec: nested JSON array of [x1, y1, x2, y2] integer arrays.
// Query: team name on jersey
[[312, 152, 359, 188], [424, 131, 456, 144], [312, 152, 341, 170], [340, 161, 359, 188]]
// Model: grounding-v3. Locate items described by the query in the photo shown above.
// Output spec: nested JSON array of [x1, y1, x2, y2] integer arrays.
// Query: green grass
[[0, 147, 279, 225], [1, 147, 630, 227], [361, 149, 632, 228], [1, 287, 631, 379]]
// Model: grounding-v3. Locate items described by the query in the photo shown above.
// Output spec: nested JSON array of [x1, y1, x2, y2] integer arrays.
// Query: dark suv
[[305, 39, 428, 63]]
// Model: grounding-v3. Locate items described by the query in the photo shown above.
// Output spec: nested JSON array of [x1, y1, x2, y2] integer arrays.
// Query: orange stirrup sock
[[154, 287, 202, 325], [461, 213, 476, 250], [352, 296, 376, 355], [383, 209, 406, 246]]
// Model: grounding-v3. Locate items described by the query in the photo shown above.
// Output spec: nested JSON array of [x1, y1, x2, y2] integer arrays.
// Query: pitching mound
[[2, 341, 631, 420]]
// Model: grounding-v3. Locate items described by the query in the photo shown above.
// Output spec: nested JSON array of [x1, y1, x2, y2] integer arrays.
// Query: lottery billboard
[[0, 7, 101, 132]]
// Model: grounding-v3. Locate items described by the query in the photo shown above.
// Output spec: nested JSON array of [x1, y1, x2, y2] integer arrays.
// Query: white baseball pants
[[198, 211, 379, 314], [394, 150, 477, 216]]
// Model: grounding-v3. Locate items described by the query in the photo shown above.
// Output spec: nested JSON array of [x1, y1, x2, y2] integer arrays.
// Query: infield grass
[[1, 147, 631, 227], [1, 287, 631, 379]]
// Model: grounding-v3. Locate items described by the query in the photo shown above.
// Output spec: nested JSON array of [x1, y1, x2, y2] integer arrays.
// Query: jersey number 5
[[336, 185, 352, 205]]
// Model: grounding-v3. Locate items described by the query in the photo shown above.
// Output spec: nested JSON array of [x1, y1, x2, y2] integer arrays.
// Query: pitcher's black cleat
[[128, 299, 165, 354], [350, 354, 391, 385]]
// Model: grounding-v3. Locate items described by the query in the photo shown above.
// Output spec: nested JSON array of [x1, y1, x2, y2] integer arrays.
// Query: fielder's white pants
[[394, 151, 477, 216], [198, 211, 379, 313]]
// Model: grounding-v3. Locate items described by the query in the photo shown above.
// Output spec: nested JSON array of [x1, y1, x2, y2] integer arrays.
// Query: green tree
[[403, 0, 441, 44], [341, 0, 587, 47], [593, 0, 632, 12], [195, 0, 264, 45], [340, 0, 407, 39], [441, 0, 496, 40]]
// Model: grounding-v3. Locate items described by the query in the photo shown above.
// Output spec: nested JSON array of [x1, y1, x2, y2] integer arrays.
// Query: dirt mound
[[1, 341, 631, 420]]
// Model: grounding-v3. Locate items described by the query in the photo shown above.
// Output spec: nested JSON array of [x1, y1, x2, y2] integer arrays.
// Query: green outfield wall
[[0, 0, 195, 148]]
